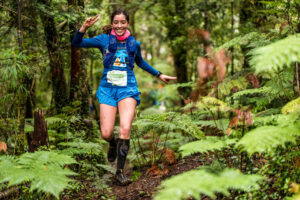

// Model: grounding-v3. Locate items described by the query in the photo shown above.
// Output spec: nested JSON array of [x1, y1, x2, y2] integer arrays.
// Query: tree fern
[[179, 136, 237, 158], [235, 125, 299, 156], [154, 168, 263, 200], [0, 151, 77, 199], [249, 35, 300, 74]]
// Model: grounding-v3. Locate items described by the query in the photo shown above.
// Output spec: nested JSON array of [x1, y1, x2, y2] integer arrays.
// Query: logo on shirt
[[113, 49, 127, 67]]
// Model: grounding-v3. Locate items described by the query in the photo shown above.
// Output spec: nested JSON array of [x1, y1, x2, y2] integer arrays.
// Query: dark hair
[[102, 9, 129, 34], [110, 9, 129, 24]]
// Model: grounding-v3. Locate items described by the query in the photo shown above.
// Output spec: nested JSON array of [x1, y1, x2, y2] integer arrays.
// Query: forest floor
[[108, 154, 212, 200], [64, 154, 213, 200]]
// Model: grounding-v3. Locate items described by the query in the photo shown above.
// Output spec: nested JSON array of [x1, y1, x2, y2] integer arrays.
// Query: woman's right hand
[[79, 15, 99, 32]]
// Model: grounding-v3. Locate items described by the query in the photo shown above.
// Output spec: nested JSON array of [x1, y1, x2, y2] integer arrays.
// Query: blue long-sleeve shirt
[[71, 30, 159, 76]]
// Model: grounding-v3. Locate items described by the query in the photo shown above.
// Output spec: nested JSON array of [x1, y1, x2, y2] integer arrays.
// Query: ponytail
[[102, 24, 112, 35]]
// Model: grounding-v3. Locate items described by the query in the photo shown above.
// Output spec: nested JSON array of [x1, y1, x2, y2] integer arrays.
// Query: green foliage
[[236, 114, 300, 156], [215, 32, 270, 52], [197, 97, 228, 112], [0, 151, 77, 199], [58, 140, 103, 156], [179, 136, 237, 158], [196, 118, 229, 133], [282, 97, 300, 114], [230, 86, 278, 109], [218, 76, 249, 98], [134, 112, 204, 139], [237, 98, 300, 156], [250, 35, 300, 74], [154, 168, 263, 200]]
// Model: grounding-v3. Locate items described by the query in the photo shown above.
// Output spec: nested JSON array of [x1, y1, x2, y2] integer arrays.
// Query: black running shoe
[[107, 139, 117, 162], [115, 171, 132, 186]]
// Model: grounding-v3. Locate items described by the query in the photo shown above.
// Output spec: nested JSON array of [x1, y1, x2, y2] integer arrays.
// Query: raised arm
[[71, 15, 107, 49], [72, 30, 107, 49], [135, 42, 177, 84]]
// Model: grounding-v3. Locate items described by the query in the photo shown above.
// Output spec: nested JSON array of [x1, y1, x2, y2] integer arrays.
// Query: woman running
[[72, 9, 176, 185]]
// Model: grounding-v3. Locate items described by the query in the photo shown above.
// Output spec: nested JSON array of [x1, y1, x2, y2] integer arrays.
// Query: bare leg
[[118, 97, 137, 139], [115, 97, 136, 185], [99, 103, 117, 140]]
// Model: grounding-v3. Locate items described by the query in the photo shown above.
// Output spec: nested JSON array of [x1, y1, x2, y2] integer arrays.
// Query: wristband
[[156, 71, 162, 77]]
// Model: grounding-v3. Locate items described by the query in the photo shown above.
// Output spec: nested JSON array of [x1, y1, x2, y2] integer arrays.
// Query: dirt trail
[[109, 155, 208, 200]]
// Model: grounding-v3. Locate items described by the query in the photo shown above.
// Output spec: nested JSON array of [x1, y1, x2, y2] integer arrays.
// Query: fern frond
[[231, 87, 275, 100], [18, 151, 76, 167], [196, 119, 229, 132], [249, 35, 300, 74], [282, 97, 300, 114], [46, 117, 67, 125], [173, 114, 205, 139], [96, 164, 116, 174], [218, 76, 248, 98], [253, 114, 281, 126], [197, 97, 228, 111], [133, 112, 204, 139], [214, 32, 269, 52], [154, 168, 263, 200], [179, 136, 237, 158], [0, 151, 77, 199], [235, 126, 300, 156], [230, 86, 278, 108], [58, 141, 103, 156]]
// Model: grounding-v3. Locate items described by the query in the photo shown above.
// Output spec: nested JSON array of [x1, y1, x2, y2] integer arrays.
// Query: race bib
[[107, 70, 127, 86]]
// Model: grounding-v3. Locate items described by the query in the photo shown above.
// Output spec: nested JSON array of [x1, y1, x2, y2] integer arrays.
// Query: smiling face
[[112, 14, 129, 36]]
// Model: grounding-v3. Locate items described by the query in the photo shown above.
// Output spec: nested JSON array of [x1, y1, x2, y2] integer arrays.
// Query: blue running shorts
[[96, 86, 141, 107]]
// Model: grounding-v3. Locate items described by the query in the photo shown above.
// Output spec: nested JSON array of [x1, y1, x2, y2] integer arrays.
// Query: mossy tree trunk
[[40, 0, 68, 114], [68, 0, 84, 102]]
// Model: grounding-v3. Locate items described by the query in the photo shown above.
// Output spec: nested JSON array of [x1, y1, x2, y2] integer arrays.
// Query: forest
[[0, 0, 300, 199]]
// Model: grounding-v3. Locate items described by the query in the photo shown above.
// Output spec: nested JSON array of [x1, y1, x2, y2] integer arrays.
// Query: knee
[[101, 127, 114, 140], [119, 125, 131, 138]]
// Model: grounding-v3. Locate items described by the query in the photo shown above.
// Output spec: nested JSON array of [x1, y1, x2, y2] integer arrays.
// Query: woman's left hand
[[159, 74, 177, 84]]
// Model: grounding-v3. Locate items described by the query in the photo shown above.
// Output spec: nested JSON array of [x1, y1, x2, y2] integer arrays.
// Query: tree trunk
[[161, 0, 190, 99], [68, 0, 84, 102], [40, 0, 68, 113], [80, 54, 89, 116], [29, 109, 49, 152]]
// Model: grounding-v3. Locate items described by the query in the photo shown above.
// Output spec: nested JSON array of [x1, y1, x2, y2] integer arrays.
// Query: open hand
[[159, 74, 177, 84], [81, 15, 99, 30]]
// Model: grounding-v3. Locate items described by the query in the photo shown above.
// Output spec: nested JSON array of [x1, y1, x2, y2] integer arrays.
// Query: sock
[[116, 139, 130, 174], [107, 136, 116, 147]]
